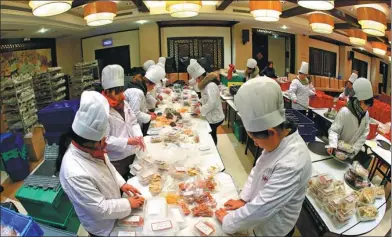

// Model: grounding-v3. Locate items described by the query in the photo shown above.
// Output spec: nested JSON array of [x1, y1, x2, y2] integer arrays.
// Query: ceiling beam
[[131, 0, 149, 13], [280, 6, 313, 18], [71, 0, 94, 8], [324, 9, 361, 28], [216, 0, 234, 10], [334, 0, 391, 8]]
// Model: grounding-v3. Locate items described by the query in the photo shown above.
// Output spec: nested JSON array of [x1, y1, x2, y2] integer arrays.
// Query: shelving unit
[[0, 75, 38, 134], [33, 67, 67, 110], [70, 60, 99, 99]]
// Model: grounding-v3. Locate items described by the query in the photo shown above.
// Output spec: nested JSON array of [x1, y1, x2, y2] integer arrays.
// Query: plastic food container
[[333, 181, 346, 196], [352, 161, 369, 178], [324, 196, 342, 216], [144, 197, 168, 220], [169, 166, 188, 180], [143, 218, 179, 236], [138, 168, 157, 186], [149, 174, 164, 196], [118, 215, 144, 227], [168, 205, 187, 229], [338, 194, 357, 214], [374, 186, 385, 199], [316, 174, 334, 189], [130, 163, 144, 176], [358, 187, 375, 206], [357, 205, 378, 221], [110, 227, 142, 236]]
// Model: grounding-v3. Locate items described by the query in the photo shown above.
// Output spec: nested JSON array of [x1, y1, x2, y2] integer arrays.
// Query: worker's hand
[[150, 113, 157, 121], [121, 183, 142, 196], [224, 199, 246, 210], [327, 148, 334, 155], [157, 95, 163, 101], [195, 108, 201, 114], [128, 196, 145, 209], [215, 208, 229, 223]]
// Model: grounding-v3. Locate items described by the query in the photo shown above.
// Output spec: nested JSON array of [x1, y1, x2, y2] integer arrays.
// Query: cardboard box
[[314, 76, 321, 88], [338, 80, 345, 89], [24, 126, 45, 162], [178, 73, 188, 82]]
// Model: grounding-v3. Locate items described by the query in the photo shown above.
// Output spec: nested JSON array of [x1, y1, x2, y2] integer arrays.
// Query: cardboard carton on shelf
[[338, 79, 345, 89], [24, 126, 45, 162]]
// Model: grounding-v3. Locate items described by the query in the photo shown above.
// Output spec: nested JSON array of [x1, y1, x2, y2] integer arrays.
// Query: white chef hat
[[298, 62, 309, 74], [353, 78, 373, 101], [235, 77, 285, 132], [246, 58, 257, 69], [348, 73, 358, 84], [158, 57, 166, 65], [145, 65, 165, 84], [190, 59, 198, 65], [101, 65, 124, 90], [72, 91, 109, 141], [143, 60, 155, 71], [187, 62, 206, 79]]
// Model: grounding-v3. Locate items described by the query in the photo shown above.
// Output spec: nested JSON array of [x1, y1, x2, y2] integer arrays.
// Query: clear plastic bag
[[357, 205, 378, 221], [144, 197, 168, 220], [118, 215, 145, 227], [337, 140, 355, 154], [138, 167, 157, 186], [374, 185, 385, 199], [352, 161, 369, 178], [358, 187, 375, 206], [193, 220, 218, 236], [143, 218, 179, 236], [168, 205, 187, 229], [149, 174, 165, 196]]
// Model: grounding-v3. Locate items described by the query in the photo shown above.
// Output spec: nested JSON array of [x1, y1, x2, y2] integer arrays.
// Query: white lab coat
[[106, 101, 143, 161], [124, 88, 151, 126], [60, 144, 131, 236], [200, 82, 225, 124], [288, 78, 316, 110], [328, 107, 370, 156], [222, 130, 312, 236]]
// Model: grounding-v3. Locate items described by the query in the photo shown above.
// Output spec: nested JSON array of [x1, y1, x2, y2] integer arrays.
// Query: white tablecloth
[[365, 134, 391, 166]]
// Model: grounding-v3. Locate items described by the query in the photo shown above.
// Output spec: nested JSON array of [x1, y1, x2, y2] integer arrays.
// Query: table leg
[[368, 155, 378, 181], [228, 106, 231, 128], [225, 102, 228, 121]]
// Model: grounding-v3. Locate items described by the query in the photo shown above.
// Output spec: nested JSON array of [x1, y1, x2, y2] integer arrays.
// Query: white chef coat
[[222, 130, 312, 236], [200, 82, 225, 124], [60, 144, 131, 236], [189, 78, 200, 92], [328, 107, 370, 156], [124, 88, 151, 125], [146, 92, 158, 110], [106, 101, 143, 161], [288, 78, 316, 110]]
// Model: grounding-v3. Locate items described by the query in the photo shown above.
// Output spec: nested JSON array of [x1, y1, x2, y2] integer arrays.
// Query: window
[[352, 58, 368, 78], [309, 47, 337, 77]]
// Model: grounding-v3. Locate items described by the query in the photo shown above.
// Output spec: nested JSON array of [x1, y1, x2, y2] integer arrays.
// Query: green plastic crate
[[220, 74, 244, 87], [233, 120, 244, 142], [1, 148, 20, 162], [15, 185, 75, 229], [19, 145, 28, 159]]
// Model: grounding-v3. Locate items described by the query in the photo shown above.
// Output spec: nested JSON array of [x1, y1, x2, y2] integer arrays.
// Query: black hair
[[364, 97, 374, 107], [249, 122, 286, 139], [56, 128, 95, 174], [105, 86, 124, 94], [268, 61, 273, 66], [202, 72, 207, 77]]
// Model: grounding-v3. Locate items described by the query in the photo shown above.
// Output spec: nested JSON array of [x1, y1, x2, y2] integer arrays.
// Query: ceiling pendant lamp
[[347, 29, 367, 46], [249, 1, 282, 22], [84, 1, 117, 26], [145, 1, 166, 8], [166, 1, 202, 18], [308, 12, 334, 34], [29, 1, 73, 16], [357, 7, 387, 37], [386, 30, 391, 44], [202, 1, 218, 6], [371, 42, 387, 56], [297, 0, 334, 10]]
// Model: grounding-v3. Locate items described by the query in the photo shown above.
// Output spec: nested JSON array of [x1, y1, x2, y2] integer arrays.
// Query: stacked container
[[0, 132, 29, 182]]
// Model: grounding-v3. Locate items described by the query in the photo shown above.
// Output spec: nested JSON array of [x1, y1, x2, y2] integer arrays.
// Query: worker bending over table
[[59, 91, 144, 237], [327, 78, 373, 167], [236, 58, 260, 82], [101, 65, 145, 180], [188, 62, 224, 145], [288, 62, 316, 110], [215, 77, 312, 237]]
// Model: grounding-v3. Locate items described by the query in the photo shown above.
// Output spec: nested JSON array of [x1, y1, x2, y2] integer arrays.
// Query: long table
[[117, 172, 241, 236]]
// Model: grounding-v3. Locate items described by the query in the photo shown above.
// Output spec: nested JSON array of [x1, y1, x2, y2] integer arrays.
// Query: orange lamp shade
[[308, 13, 334, 34], [249, 1, 282, 22], [371, 41, 387, 55], [347, 29, 367, 46], [84, 1, 117, 26], [357, 7, 387, 37]]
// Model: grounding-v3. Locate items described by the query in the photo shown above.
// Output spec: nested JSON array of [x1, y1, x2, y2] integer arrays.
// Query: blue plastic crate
[[38, 100, 80, 132], [4, 157, 29, 182], [38, 224, 76, 237], [285, 109, 315, 134], [0, 207, 44, 237], [0, 132, 24, 153]]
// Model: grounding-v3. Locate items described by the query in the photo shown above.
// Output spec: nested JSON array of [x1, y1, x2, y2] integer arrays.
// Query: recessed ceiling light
[[38, 28, 48, 33], [281, 25, 288, 29], [136, 20, 148, 24]]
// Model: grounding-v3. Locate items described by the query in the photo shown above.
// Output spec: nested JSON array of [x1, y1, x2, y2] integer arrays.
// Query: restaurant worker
[[237, 58, 260, 82], [124, 65, 165, 135], [59, 91, 144, 237], [145, 57, 167, 110], [339, 73, 358, 100], [188, 62, 224, 145], [143, 59, 155, 71], [327, 78, 373, 163], [215, 77, 312, 237], [101, 65, 145, 180], [288, 61, 316, 110], [188, 59, 203, 98]]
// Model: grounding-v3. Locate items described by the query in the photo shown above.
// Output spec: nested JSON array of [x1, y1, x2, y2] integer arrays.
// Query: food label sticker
[[196, 222, 214, 236], [127, 216, 140, 222], [151, 220, 173, 231], [118, 231, 136, 236], [133, 164, 142, 171], [183, 191, 194, 196], [171, 209, 185, 223], [175, 167, 186, 172], [346, 195, 355, 202]]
